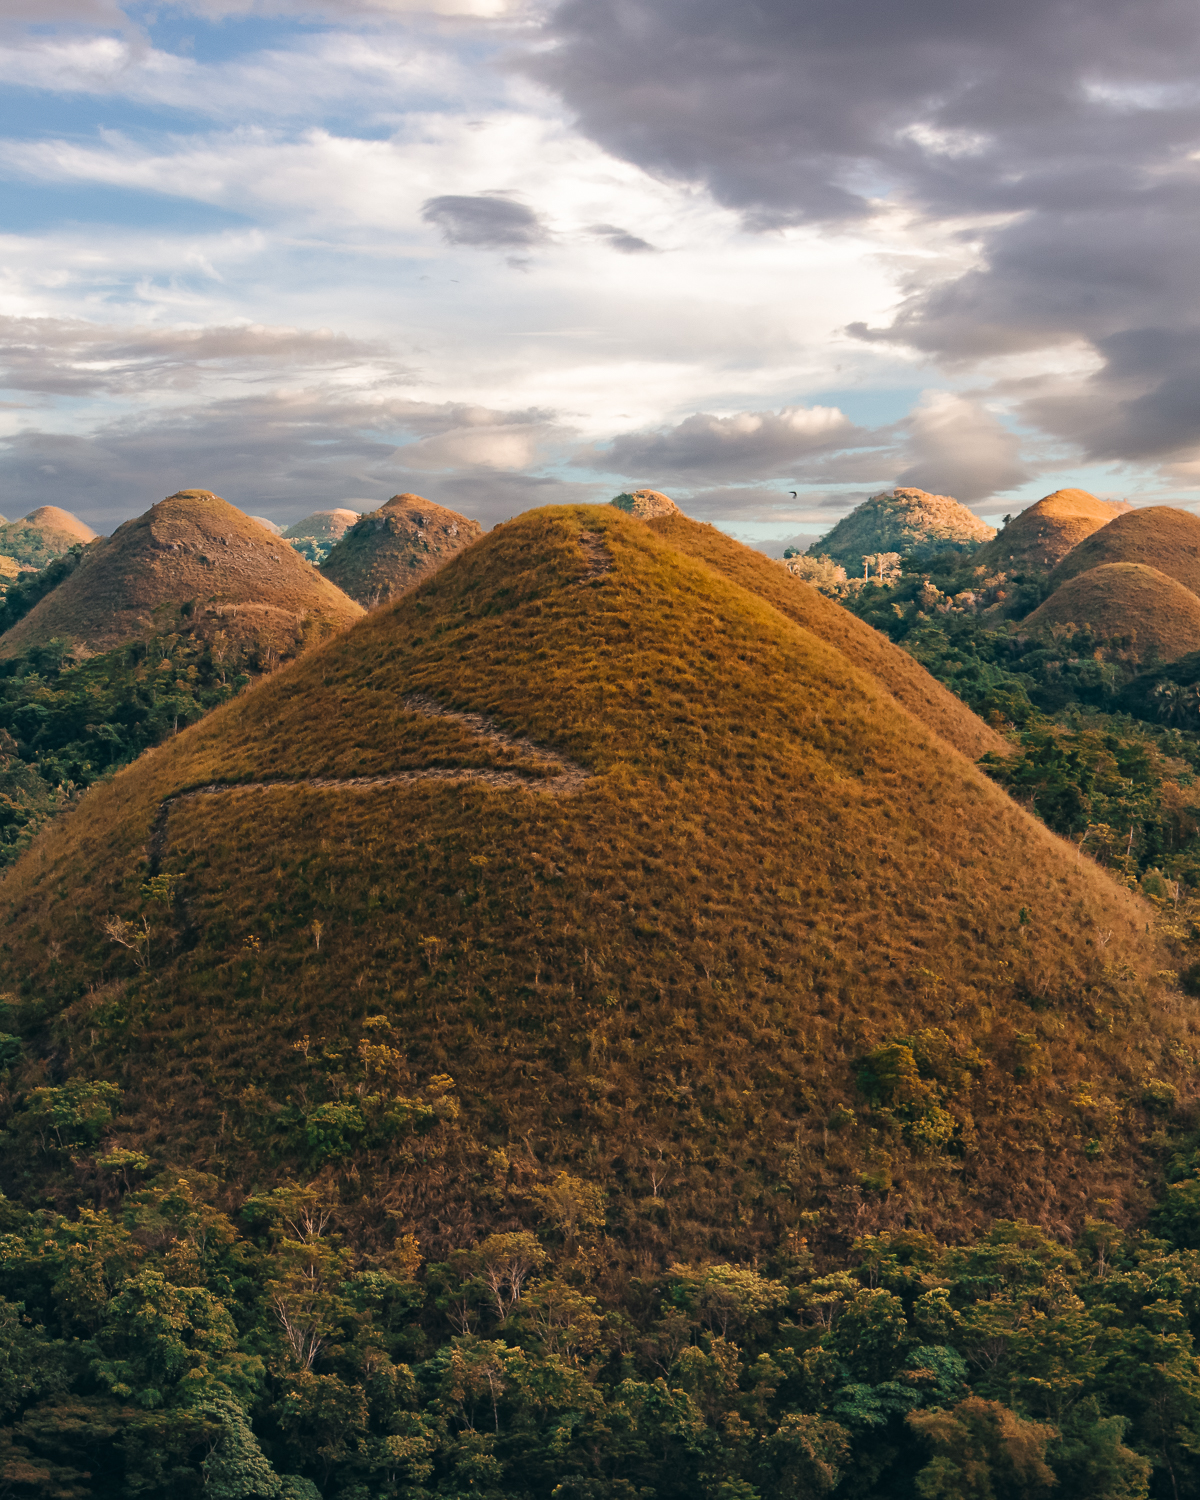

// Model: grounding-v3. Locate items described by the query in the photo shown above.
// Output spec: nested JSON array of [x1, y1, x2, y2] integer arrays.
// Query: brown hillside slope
[[321, 492, 483, 607], [0, 489, 362, 660], [1, 505, 1188, 1253], [1021, 563, 1200, 663], [975, 489, 1128, 573], [1050, 505, 1200, 596], [0, 505, 98, 568], [646, 511, 1008, 760]]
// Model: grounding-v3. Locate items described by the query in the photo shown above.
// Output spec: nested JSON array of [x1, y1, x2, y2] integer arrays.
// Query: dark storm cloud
[[421, 194, 547, 251], [529, 0, 1200, 467]]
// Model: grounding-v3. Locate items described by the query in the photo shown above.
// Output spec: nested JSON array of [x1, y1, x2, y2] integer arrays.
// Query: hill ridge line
[[145, 693, 593, 872]]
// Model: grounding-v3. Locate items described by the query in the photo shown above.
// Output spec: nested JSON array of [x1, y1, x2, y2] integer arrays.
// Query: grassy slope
[[974, 489, 1122, 573], [0, 490, 361, 659], [0, 506, 1191, 1259], [1051, 505, 1200, 594], [646, 512, 1010, 760], [1021, 563, 1200, 663]]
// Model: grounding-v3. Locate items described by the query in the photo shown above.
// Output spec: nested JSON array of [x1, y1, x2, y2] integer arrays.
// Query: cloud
[[0, 387, 576, 531], [895, 391, 1029, 502], [0, 316, 391, 397], [590, 223, 656, 254], [421, 193, 546, 249], [579, 405, 858, 482], [526, 0, 1200, 472]]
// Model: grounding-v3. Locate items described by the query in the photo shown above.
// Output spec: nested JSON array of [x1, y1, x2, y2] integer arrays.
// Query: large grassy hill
[[974, 488, 1126, 574], [1050, 504, 1200, 595], [0, 506, 1190, 1264], [1020, 562, 1200, 664], [0, 489, 361, 661]]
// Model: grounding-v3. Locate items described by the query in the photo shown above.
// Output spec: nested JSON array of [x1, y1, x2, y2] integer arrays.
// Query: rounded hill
[[975, 489, 1128, 573], [817, 487, 994, 571], [1020, 563, 1200, 663], [0, 489, 362, 661], [320, 492, 482, 607], [1049, 505, 1200, 595], [611, 488, 677, 519], [0, 505, 98, 569], [1, 505, 1185, 1255], [283, 507, 360, 543]]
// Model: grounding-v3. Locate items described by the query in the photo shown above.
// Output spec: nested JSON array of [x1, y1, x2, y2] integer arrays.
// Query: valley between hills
[[4, 483, 1200, 1498]]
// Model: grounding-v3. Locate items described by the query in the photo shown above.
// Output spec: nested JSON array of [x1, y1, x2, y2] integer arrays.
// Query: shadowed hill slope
[[817, 487, 994, 571], [975, 489, 1127, 574], [321, 492, 483, 607], [1050, 505, 1200, 595], [646, 510, 1009, 760], [1, 504, 1190, 1255], [1020, 563, 1200, 664], [0, 505, 98, 569], [0, 489, 362, 661]]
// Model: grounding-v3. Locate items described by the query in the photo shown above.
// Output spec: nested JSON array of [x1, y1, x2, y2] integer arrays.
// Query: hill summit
[[320, 492, 482, 607], [975, 488, 1129, 573], [817, 487, 994, 571], [283, 508, 360, 543], [0, 489, 361, 661], [2, 504, 1182, 1253]]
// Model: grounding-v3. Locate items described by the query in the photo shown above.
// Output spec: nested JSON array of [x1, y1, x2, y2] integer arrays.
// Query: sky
[[0, 0, 1199, 551]]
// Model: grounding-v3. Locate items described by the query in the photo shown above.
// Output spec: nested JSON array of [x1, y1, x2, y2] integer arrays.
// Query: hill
[[1019, 562, 1200, 664], [0, 504, 1185, 1261], [0, 504, 98, 569], [1050, 504, 1200, 595], [611, 488, 677, 518], [0, 489, 361, 662], [974, 488, 1128, 573], [282, 507, 360, 542], [817, 487, 994, 571], [646, 510, 1008, 760], [320, 491, 483, 606]]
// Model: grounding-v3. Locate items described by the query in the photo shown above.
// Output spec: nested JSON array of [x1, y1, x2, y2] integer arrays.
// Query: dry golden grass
[[3, 505, 1194, 1256], [1021, 562, 1200, 663], [0, 489, 362, 659], [975, 489, 1127, 573], [1051, 504, 1200, 595], [646, 511, 1009, 760], [321, 492, 483, 607]]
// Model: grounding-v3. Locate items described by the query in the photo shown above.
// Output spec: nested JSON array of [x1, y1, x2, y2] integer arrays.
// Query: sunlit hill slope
[[1, 506, 1191, 1261]]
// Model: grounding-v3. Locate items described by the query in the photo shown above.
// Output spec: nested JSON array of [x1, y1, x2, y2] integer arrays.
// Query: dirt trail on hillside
[[147, 695, 593, 871]]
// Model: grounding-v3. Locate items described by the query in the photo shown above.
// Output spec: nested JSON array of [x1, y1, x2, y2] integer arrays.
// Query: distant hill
[[1019, 562, 1200, 663], [320, 491, 482, 607], [0, 505, 98, 569], [283, 507, 360, 542], [1050, 505, 1200, 595], [975, 489, 1129, 573], [1, 504, 1182, 1254], [817, 487, 995, 571], [611, 488, 677, 518], [0, 489, 361, 662]]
